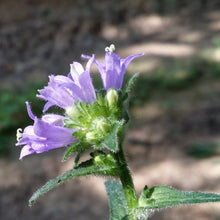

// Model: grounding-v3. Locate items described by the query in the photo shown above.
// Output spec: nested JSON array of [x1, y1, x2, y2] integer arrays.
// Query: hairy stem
[[115, 143, 138, 219]]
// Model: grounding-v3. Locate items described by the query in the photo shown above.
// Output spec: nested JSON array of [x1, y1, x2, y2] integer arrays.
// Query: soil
[[1, 1, 220, 219]]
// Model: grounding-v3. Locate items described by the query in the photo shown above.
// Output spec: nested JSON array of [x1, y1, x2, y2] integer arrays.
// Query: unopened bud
[[106, 88, 118, 107], [86, 131, 97, 143], [95, 118, 109, 133], [106, 153, 114, 161], [94, 155, 103, 165], [66, 106, 79, 118]]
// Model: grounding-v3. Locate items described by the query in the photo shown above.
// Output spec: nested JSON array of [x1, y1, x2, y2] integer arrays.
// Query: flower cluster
[[16, 45, 144, 159]]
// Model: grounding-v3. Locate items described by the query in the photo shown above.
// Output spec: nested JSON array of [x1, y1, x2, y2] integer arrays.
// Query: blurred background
[[1, 0, 220, 219]]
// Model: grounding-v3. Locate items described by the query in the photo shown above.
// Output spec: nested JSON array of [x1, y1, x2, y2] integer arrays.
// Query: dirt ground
[[1, 1, 220, 219]]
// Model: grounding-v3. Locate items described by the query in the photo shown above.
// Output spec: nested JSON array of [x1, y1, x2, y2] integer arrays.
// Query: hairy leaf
[[123, 73, 139, 100], [29, 159, 120, 206], [62, 142, 90, 162], [139, 185, 220, 209], [62, 144, 77, 161], [96, 120, 124, 152], [105, 180, 129, 220]]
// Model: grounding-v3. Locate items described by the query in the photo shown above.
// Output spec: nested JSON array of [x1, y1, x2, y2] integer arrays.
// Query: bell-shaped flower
[[37, 55, 96, 112], [82, 49, 144, 90], [16, 102, 76, 159]]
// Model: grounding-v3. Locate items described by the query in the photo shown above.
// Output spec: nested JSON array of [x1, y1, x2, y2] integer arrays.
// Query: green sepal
[[62, 143, 79, 162], [72, 130, 87, 141], [138, 185, 220, 209], [75, 101, 90, 116], [29, 158, 120, 206], [105, 180, 129, 220], [73, 153, 81, 168], [62, 142, 91, 162], [122, 109, 129, 123], [95, 120, 124, 152], [123, 73, 139, 101]]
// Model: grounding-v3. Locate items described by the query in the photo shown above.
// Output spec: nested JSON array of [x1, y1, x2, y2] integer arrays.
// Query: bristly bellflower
[[82, 44, 144, 90], [37, 55, 96, 112], [16, 45, 144, 159], [16, 102, 76, 159], [16, 45, 220, 220]]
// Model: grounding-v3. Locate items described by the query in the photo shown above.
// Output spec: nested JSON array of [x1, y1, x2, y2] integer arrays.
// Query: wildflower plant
[[16, 45, 220, 219]]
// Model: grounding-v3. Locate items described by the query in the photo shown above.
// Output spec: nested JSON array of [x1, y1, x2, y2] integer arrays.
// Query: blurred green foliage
[[187, 142, 220, 159], [130, 58, 220, 107]]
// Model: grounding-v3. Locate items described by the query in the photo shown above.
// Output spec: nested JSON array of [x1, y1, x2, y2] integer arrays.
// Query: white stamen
[[105, 44, 116, 52], [109, 44, 115, 51], [16, 128, 23, 141]]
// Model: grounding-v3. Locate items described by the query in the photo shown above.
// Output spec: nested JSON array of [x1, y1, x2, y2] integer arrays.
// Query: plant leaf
[[96, 120, 124, 152], [139, 185, 220, 209], [29, 159, 120, 206], [62, 144, 77, 161], [73, 153, 81, 168], [105, 180, 129, 220], [123, 73, 139, 100], [62, 142, 90, 162]]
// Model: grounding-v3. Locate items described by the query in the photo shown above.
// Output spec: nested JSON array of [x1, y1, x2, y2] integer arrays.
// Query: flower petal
[[33, 118, 75, 144], [42, 102, 54, 113], [41, 114, 65, 126], [121, 53, 144, 70], [19, 145, 35, 160], [25, 101, 35, 120], [83, 51, 144, 90], [70, 62, 84, 85], [38, 56, 96, 111], [37, 75, 76, 110], [17, 103, 77, 159], [78, 71, 96, 103]]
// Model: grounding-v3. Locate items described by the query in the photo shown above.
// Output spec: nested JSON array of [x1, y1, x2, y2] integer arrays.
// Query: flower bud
[[106, 153, 114, 161], [94, 155, 103, 165], [95, 118, 109, 133], [86, 131, 97, 143], [66, 106, 80, 119], [106, 88, 118, 107]]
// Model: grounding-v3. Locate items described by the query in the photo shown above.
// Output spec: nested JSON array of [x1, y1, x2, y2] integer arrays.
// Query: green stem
[[115, 143, 138, 219]]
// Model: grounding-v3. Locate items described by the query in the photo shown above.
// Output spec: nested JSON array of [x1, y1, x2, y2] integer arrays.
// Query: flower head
[[37, 55, 96, 112], [82, 45, 144, 90], [17, 46, 144, 159], [16, 102, 76, 159]]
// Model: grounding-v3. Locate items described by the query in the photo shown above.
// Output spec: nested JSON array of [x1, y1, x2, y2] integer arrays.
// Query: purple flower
[[82, 50, 144, 90], [16, 102, 76, 159], [37, 55, 96, 112]]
